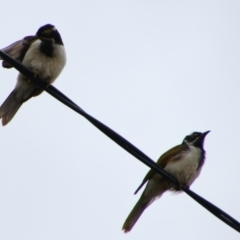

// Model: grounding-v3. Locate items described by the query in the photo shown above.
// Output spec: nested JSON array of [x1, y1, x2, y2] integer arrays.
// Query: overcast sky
[[0, 1, 239, 239]]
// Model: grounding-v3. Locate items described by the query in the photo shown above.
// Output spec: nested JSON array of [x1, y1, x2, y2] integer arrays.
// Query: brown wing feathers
[[134, 144, 188, 194], [1, 36, 36, 68]]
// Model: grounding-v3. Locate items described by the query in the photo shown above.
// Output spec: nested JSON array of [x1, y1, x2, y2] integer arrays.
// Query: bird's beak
[[197, 130, 210, 141], [192, 130, 210, 147], [202, 130, 211, 138]]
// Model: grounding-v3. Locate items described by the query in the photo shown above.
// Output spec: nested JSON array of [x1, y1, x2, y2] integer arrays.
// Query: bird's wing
[[134, 144, 188, 194], [0, 35, 37, 68]]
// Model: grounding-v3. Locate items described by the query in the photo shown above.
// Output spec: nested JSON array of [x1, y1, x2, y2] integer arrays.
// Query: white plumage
[[165, 145, 203, 186], [21, 39, 66, 82]]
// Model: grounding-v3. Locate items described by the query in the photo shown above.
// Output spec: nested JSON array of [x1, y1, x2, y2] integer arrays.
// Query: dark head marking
[[183, 132, 202, 144], [183, 131, 210, 149], [36, 24, 63, 45]]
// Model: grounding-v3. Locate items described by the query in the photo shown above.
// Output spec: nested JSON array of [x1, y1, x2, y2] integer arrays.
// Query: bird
[[0, 24, 66, 126], [122, 131, 210, 233]]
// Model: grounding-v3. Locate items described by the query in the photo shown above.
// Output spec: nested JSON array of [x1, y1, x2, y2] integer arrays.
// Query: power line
[[0, 50, 239, 233]]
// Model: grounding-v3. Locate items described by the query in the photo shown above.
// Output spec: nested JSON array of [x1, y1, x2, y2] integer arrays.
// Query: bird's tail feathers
[[0, 90, 22, 126], [122, 197, 150, 233], [122, 189, 165, 233]]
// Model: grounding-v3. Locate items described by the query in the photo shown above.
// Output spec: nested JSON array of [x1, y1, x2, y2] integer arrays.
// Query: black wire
[[0, 50, 239, 233]]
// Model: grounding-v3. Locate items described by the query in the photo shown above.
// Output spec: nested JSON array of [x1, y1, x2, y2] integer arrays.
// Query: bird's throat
[[39, 40, 54, 57]]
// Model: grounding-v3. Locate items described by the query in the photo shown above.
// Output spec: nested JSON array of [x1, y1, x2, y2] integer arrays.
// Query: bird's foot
[[27, 70, 39, 83], [175, 183, 189, 191], [32, 71, 39, 79]]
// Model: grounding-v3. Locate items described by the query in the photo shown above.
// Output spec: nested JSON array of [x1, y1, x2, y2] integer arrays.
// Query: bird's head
[[183, 131, 210, 149], [36, 24, 63, 45]]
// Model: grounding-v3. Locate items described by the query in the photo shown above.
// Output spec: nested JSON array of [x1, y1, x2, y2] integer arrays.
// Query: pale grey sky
[[0, 1, 239, 239]]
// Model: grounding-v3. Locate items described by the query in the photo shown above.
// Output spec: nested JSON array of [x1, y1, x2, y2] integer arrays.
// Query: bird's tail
[[0, 90, 22, 126], [122, 196, 151, 233], [122, 180, 168, 233]]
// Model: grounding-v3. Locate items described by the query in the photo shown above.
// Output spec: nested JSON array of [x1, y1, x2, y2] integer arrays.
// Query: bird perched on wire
[[0, 24, 66, 126], [122, 131, 210, 233]]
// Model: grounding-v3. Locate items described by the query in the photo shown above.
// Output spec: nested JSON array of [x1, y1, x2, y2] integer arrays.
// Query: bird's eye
[[42, 29, 53, 36]]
